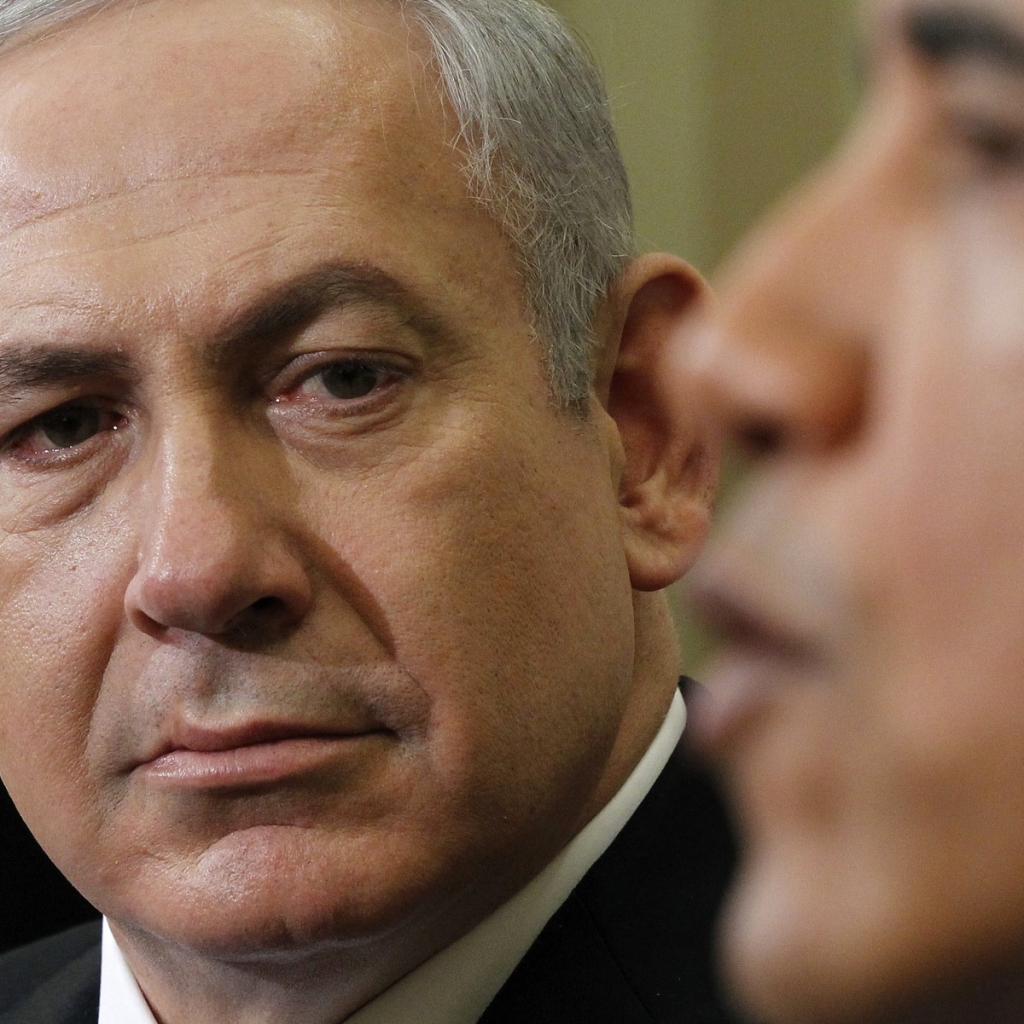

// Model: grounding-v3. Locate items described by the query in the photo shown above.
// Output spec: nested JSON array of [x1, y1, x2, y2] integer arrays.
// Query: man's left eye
[[288, 359, 402, 404]]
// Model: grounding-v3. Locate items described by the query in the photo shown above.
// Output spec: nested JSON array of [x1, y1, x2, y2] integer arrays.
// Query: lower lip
[[140, 735, 382, 789]]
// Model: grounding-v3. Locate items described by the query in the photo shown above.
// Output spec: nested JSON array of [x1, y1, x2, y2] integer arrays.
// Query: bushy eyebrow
[[906, 6, 1024, 75], [0, 262, 451, 397], [205, 261, 450, 373], [0, 349, 135, 398]]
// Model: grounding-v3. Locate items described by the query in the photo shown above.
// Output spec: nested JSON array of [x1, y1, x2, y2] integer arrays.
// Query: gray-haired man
[[0, 1, 734, 1022]]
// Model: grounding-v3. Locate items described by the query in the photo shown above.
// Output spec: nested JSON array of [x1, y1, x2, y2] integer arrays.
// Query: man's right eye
[[3, 402, 126, 459]]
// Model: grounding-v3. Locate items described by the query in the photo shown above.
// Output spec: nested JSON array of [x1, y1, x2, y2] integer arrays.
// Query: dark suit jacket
[[0, 785, 97, 955], [0, 730, 737, 1023]]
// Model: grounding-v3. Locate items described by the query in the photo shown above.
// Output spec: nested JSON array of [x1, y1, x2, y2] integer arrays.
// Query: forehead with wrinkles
[[0, 0, 450, 236]]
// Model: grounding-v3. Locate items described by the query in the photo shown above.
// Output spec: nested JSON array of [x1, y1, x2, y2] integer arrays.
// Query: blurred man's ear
[[597, 254, 718, 592]]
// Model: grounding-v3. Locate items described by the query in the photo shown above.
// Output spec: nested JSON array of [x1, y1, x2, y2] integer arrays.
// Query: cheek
[[872, 213, 1024, 693], [0, 518, 131, 868], [860, 349, 1024, 762], [300, 417, 635, 798], [312, 410, 632, 662]]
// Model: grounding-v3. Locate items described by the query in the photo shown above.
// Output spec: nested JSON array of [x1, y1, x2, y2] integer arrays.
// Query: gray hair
[[0, 0, 634, 409]]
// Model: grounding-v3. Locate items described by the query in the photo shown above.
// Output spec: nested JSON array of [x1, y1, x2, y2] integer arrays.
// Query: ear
[[598, 253, 719, 592]]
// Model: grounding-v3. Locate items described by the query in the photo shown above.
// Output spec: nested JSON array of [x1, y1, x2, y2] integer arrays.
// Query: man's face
[[691, 0, 1024, 1020], [0, 0, 642, 964]]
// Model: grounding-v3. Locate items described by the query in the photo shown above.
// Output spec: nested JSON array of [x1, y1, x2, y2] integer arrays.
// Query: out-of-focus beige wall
[[549, 0, 860, 273]]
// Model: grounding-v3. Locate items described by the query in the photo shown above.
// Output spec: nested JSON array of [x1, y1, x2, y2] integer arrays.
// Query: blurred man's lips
[[138, 722, 390, 788], [687, 578, 820, 756]]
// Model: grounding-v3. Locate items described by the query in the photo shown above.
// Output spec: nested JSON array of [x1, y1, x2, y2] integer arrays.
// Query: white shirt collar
[[100, 691, 686, 1024]]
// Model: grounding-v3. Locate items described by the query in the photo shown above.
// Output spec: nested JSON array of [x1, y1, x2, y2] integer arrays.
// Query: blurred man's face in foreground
[[691, 0, 1024, 1020]]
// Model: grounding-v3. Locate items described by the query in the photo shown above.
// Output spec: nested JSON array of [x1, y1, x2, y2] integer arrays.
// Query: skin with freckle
[[689, 0, 1024, 1021], [0, 1, 716, 1022]]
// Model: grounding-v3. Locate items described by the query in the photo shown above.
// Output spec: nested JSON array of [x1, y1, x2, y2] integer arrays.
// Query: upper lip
[[690, 581, 813, 663], [687, 555, 822, 667]]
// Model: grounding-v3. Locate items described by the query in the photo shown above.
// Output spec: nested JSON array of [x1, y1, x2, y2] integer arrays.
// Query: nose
[[692, 104, 903, 460], [124, 416, 314, 643]]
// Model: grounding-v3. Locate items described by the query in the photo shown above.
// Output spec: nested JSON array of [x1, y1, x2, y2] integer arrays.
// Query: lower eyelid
[[268, 373, 413, 442]]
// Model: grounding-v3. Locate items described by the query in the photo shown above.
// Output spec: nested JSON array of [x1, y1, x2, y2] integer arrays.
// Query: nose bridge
[[702, 89, 913, 454], [126, 401, 312, 638], [146, 410, 249, 561]]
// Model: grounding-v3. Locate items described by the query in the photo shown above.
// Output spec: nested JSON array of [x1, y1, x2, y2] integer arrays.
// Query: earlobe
[[604, 254, 719, 592]]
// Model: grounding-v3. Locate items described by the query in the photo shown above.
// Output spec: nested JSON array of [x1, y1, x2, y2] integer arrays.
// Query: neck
[[581, 591, 683, 822]]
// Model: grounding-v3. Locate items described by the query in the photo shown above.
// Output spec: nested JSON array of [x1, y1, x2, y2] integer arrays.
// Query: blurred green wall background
[[546, 0, 860, 656], [548, 0, 860, 274]]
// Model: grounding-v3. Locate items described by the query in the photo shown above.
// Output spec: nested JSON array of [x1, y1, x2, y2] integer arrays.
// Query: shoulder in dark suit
[[0, 922, 100, 1024], [0, 721, 737, 1024]]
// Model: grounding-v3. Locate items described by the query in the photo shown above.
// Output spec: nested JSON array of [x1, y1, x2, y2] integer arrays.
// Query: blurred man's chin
[[719, 859, 823, 1024], [721, 850, 994, 1024], [720, 853, 901, 1024]]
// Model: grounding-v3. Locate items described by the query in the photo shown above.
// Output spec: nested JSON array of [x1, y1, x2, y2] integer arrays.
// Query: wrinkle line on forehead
[[906, 4, 1024, 74], [0, 166, 326, 239]]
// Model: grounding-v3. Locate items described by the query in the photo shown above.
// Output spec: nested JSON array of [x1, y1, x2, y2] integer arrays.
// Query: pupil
[[322, 363, 381, 399], [41, 406, 101, 449]]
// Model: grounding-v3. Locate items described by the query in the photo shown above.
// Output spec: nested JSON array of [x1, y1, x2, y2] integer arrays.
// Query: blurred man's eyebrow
[[0, 349, 134, 397], [905, 6, 1024, 74]]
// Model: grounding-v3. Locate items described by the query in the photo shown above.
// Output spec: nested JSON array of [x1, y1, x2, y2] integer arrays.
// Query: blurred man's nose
[[123, 412, 314, 644], [693, 167, 876, 461], [689, 93, 919, 462]]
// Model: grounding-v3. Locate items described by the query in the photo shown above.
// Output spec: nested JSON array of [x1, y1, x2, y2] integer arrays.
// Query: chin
[[718, 845, 919, 1024], [719, 857, 833, 1024], [106, 824, 455, 960]]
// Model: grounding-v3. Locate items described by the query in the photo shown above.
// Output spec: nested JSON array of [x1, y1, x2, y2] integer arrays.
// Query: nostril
[[218, 595, 299, 649], [736, 420, 785, 459]]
